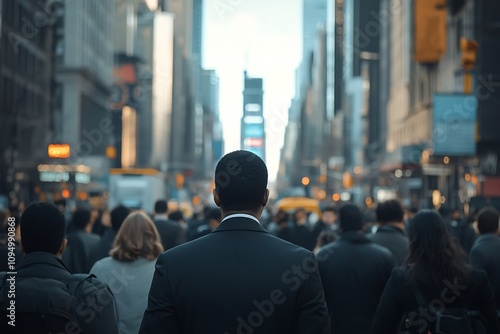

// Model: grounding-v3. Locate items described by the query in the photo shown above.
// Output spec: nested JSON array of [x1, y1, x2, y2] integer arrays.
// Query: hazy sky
[[203, 0, 302, 182]]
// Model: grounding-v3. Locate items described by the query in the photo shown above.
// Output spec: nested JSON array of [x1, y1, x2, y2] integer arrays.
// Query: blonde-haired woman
[[90, 211, 163, 334]]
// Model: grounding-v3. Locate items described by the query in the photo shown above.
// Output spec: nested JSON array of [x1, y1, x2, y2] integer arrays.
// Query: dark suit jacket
[[139, 216, 330, 334], [369, 225, 409, 265], [470, 234, 500, 307], [62, 230, 100, 273], [317, 231, 395, 334], [373, 266, 499, 333], [153, 218, 186, 251]]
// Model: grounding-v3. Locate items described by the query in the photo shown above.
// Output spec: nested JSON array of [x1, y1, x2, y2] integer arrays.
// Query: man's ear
[[57, 238, 68, 257], [213, 188, 221, 208], [262, 189, 270, 207]]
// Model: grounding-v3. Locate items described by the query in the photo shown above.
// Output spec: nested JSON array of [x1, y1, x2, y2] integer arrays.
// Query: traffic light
[[460, 37, 478, 70]]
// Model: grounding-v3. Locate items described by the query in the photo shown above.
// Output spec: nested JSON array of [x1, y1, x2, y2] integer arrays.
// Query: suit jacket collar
[[214, 216, 267, 233]]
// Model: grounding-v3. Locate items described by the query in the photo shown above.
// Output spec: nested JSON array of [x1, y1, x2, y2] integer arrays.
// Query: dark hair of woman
[[405, 209, 472, 285]]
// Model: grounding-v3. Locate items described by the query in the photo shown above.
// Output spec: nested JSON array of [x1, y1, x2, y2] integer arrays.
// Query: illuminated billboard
[[244, 123, 264, 138]]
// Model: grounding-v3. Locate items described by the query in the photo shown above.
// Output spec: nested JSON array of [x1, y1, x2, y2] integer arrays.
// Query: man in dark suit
[[153, 199, 186, 251], [140, 150, 330, 334], [469, 206, 500, 308], [317, 204, 395, 334], [369, 199, 409, 265], [62, 208, 101, 273]]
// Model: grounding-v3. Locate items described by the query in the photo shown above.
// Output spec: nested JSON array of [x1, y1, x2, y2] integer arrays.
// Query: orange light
[[332, 193, 341, 201], [176, 173, 185, 189], [48, 144, 70, 158], [301, 177, 310, 186], [192, 195, 201, 206], [106, 146, 117, 159], [471, 175, 478, 185], [61, 189, 70, 199], [464, 173, 471, 182], [365, 197, 373, 207], [78, 192, 88, 201]]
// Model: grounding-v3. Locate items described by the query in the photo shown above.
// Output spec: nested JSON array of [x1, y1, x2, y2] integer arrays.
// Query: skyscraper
[[241, 71, 265, 162], [192, 0, 203, 64]]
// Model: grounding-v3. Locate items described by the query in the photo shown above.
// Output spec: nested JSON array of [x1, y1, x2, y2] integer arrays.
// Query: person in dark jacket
[[441, 207, 476, 253], [153, 199, 186, 251], [317, 203, 395, 334], [312, 206, 338, 242], [190, 207, 222, 240], [92, 205, 131, 262], [373, 210, 499, 333], [0, 202, 118, 333], [470, 206, 500, 309], [291, 208, 316, 250], [62, 208, 101, 273], [140, 150, 330, 334], [370, 199, 409, 264]]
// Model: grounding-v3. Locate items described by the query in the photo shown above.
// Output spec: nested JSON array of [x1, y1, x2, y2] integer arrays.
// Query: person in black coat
[[153, 200, 186, 251], [470, 206, 500, 309], [62, 208, 100, 273], [0, 202, 118, 333], [369, 199, 409, 265], [91, 205, 131, 262], [317, 203, 395, 334], [140, 150, 330, 334], [373, 210, 499, 334]]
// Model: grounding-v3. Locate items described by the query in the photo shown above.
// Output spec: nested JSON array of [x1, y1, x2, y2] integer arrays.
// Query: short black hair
[[376, 199, 405, 224], [477, 207, 499, 234], [111, 205, 131, 231], [322, 206, 337, 214], [20, 202, 65, 254], [168, 210, 184, 222], [71, 208, 91, 230], [154, 200, 168, 214], [214, 150, 268, 212], [339, 204, 364, 232]]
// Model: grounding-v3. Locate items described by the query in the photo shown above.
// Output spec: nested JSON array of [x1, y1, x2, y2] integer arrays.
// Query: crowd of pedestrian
[[0, 150, 500, 333]]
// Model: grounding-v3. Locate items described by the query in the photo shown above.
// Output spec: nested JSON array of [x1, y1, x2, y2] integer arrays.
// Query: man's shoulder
[[162, 229, 311, 259]]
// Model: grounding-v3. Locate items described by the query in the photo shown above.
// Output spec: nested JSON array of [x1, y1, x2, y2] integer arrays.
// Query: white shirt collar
[[220, 213, 260, 224]]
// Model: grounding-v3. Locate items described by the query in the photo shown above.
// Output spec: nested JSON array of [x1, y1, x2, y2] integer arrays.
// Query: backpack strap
[[404, 269, 431, 309], [67, 273, 95, 295]]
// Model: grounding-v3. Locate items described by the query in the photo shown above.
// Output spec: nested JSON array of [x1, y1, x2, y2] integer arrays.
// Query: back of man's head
[[21, 202, 65, 254], [214, 150, 268, 212], [154, 200, 168, 214], [71, 208, 91, 230], [477, 206, 500, 235], [339, 203, 364, 232], [111, 205, 131, 231], [376, 199, 405, 224]]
